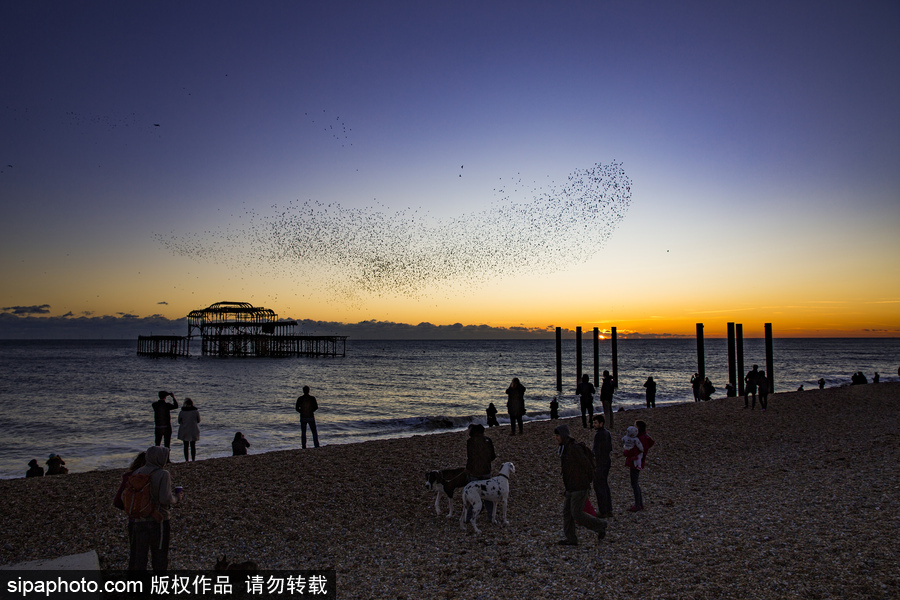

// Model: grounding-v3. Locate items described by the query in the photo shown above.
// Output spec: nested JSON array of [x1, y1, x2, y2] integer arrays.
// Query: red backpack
[[120, 472, 163, 522]]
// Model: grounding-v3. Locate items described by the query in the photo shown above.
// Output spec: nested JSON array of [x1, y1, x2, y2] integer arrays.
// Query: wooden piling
[[593, 327, 600, 386], [736, 324, 745, 396], [727, 322, 736, 396], [611, 327, 619, 388], [555, 327, 562, 392], [765, 323, 774, 392], [696, 323, 705, 383], [576, 326, 583, 383]]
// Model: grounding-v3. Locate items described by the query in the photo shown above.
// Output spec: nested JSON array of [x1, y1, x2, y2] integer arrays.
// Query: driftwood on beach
[[1, 384, 898, 599]]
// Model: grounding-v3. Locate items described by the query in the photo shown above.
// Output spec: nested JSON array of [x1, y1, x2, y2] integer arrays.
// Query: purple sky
[[2, 1, 898, 338]]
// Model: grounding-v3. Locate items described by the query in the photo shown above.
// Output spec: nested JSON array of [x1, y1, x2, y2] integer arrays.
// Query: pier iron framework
[[138, 301, 346, 358]]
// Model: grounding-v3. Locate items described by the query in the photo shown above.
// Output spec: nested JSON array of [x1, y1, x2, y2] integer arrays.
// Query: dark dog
[[425, 467, 467, 517], [215, 555, 259, 571]]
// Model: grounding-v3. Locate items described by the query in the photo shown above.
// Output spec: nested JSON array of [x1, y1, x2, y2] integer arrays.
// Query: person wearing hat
[[554, 424, 607, 545], [26, 459, 44, 478]]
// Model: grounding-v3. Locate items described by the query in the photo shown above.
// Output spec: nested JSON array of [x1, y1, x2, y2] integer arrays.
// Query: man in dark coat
[[554, 424, 607, 546], [591, 415, 613, 518], [152, 391, 178, 448], [465, 424, 496, 521], [295, 385, 320, 448], [599, 371, 615, 430], [576, 374, 595, 428]]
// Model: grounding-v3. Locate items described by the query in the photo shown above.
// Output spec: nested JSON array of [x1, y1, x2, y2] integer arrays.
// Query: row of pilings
[[554, 323, 774, 395]]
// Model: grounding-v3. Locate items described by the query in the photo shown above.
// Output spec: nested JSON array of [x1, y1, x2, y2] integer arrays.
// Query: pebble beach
[[1, 383, 897, 599]]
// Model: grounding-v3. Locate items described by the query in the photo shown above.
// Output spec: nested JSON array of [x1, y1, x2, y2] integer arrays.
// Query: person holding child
[[623, 420, 655, 512]]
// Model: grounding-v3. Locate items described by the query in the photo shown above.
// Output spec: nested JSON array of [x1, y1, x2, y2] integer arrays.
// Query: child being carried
[[622, 426, 644, 470]]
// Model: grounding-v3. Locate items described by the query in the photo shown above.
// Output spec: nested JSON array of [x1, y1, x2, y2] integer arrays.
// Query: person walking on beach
[[550, 397, 559, 420], [506, 378, 526, 435], [591, 414, 613, 518], [644, 376, 657, 408], [744, 365, 759, 408], [702, 377, 715, 401], [152, 391, 179, 448], [599, 371, 615, 430], [295, 386, 320, 448], [554, 424, 607, 545], [232, 432, 250, 456], [757, 371, 769, 411], [176, 398, 201, 462], [465, 423, 496, 522], [576, 374, 595, 428], [486, 402, 500, 428], [129, 446, 184, 572], [624, 420, 655, 512]]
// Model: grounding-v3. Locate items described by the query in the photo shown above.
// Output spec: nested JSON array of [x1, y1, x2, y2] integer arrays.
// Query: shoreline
[[1, 383, 898, 598]]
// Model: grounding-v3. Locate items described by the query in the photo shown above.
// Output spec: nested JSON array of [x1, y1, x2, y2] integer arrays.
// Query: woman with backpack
[[177, 398, 201, 462], [128, 446, 184, 572], [113, 451, 147, 567]]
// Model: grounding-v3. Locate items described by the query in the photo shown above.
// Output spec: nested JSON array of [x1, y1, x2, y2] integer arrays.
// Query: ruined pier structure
[[138, 301, 346, 358]]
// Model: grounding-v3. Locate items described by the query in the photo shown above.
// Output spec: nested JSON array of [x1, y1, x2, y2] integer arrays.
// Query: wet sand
[[1, 383, 898, 599]]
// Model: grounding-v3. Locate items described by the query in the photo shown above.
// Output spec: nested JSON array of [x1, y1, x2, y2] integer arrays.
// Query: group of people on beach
[[25, 454, 68, 477], [150, 390, 261, 461], [467, 374, 656, 547]]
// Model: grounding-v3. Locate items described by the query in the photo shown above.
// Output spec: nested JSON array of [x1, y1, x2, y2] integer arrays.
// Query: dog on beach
[[425, 467, 468, 517], [214, 555, 259, 571], [459, 462, 515, 534]]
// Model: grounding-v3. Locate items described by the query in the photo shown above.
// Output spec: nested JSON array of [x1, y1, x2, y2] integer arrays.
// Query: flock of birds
[[156, 161, 632, 303]]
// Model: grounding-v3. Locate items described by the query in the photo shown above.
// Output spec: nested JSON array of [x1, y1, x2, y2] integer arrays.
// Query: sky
[[1, 1, 898, 339]]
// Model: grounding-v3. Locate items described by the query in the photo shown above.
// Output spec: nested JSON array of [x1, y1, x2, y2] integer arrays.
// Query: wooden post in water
[[727, 322, 737, 396], [611, 327, 619, 388], [576, 326, 583, 384], [736, 324, 745, 396], [592, 327, 600, 387], [765, 323, 774, 392], [556, 327, 562, 392], [696, 323, 705, 383]]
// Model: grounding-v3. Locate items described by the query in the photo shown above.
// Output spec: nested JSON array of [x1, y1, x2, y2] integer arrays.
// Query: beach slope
[[1, 384, 898, 599]]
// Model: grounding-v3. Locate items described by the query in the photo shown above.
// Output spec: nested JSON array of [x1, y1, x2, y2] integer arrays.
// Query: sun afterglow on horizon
[[1, 2, 898, 339]]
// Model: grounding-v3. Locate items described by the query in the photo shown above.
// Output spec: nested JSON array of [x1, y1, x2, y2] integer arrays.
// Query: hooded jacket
[[134, 446, 178, 520]]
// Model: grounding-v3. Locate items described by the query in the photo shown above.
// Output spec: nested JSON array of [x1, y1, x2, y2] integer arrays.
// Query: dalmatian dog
[[459, 462, 515, 534], [425, 467, 467, 517]]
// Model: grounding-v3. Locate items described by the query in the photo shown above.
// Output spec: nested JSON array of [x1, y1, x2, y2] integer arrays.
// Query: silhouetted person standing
[[599, 371, 615, 430], [465, 423, 496, 521], [576, 374, 595, 428], [744, 365, 759, 409], [505, 378, 526, 435], [644, 376, 657, 408], [691, 373, 701, 402], [757, 371, 769, 411], [295, 386, 320, 448], [591, 414, 612, 518], [152, 391, 178, 448]]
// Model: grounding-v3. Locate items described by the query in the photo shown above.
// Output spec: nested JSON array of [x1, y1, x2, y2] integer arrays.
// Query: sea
[[0, 338, 897, 479]]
